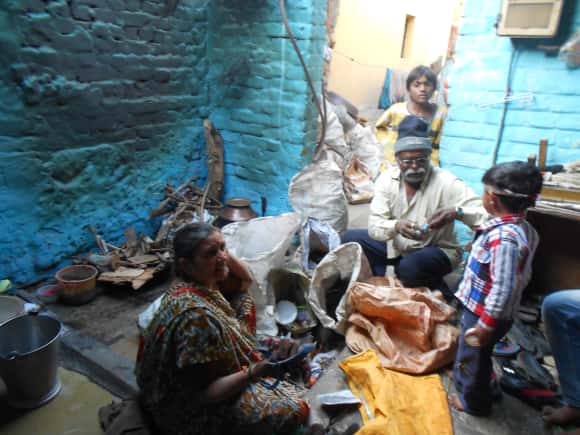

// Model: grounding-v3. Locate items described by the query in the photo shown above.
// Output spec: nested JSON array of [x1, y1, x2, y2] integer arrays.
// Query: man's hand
[[427, 207, 457, 230], [395, 219, 428, 240]]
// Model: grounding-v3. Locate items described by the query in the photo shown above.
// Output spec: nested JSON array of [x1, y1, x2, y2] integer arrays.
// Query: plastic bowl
[[275, 300, 298, 325]]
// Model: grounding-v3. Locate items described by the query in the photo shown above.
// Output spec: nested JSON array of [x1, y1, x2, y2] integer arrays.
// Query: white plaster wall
[[327, 0, 460, 108]]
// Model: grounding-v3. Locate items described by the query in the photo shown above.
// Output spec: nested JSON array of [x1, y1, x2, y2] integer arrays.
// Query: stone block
[[496, 141, 539, 162], [93, 8, 124, 25], [141, 1, 164, 15], [462, 0, 500, 19], [533, 94, 580, 114], [503, 125, 555, 145], [124, 41, 152, 55], [71, 4, 93, 21], [54, 29, 94, 52], [513, 67, 580, 96], [126, 0, 141, 12], [458, 17, 497, 36], [124, 26, 139, 40], [46, 1, 70, 17], [241, 135, 282, 153], [442, 120, 498, 141], [118, 11, 153, 27]]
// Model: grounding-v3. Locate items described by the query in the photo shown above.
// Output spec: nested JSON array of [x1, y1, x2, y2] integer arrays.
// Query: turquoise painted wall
[[441, 0, 580, 191], [208, 0, 326, 216], [0, 0, 327, 284]]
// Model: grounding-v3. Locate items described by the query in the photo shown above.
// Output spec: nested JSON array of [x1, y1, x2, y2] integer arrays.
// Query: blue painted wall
[[208, 0, 326, 216], [441, 0, 580, 191], [0, 0, 327, 283]]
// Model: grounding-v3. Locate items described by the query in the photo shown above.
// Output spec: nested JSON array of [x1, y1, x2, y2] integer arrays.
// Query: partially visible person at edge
[[375, 65, 447, 162], [541, 289, 580, 435], [135, 223, 309, 435], [449, 161, 544, 416], [342, 116, 488, 292]]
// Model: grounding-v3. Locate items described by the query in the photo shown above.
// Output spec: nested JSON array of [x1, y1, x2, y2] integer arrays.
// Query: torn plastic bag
[[345, 279, 458, 374], [308, 242, 372, 334], [289, 159, 348, 234], [320, 99, 350, 169], [301, 217, 341, 275], [345, 123, 382, 179], [222, 213, 300, 336], [268, 266, 317, 335], [138, 294, 163, 332], [343, 155, 374, 205]]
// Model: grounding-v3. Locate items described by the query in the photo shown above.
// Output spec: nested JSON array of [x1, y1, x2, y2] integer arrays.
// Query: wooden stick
[[88, 225, 108, 254]]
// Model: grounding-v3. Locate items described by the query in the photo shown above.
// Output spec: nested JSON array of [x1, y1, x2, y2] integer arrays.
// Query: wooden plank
[[204, 119, 224, 202]]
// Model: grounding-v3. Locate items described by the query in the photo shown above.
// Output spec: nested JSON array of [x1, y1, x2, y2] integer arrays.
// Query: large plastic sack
[[320, 99, 350, 169], [289, 160, 348, 234], [345, 278, 459, 374], [222, 213, 300, 336], [345, 124, 382, 179], [343, 155, 374, 204], [301, 217, 341, 275], [308, 242, 372, 334]]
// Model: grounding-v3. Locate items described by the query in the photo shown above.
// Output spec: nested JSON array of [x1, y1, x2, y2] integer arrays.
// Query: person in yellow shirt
[[375, 65, 447, 164]]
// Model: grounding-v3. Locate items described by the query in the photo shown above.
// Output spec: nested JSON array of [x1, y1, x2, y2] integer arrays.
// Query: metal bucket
[[0, 295, 26, 326], [0, 315, 62, 409]]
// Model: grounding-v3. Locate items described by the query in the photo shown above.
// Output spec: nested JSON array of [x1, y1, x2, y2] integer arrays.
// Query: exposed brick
[[70, 3, 93, 21]]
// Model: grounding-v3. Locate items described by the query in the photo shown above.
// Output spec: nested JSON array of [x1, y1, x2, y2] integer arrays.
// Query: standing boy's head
[[481, 161, 543, 215], [406, 65, 437, 105]]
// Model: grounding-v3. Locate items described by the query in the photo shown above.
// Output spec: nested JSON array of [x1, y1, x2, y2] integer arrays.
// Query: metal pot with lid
[[214, 197, 258, 228]]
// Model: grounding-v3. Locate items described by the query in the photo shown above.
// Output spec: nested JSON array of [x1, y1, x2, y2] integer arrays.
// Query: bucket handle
[[0, 350, 20, 361]]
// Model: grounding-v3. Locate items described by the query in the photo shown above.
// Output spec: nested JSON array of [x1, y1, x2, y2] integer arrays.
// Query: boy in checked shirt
[[449, 161, 543, 416]]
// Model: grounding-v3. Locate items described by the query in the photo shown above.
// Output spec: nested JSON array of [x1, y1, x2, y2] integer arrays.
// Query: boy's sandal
[[493, 337, 521, 357], [499, 364, 561, 410]]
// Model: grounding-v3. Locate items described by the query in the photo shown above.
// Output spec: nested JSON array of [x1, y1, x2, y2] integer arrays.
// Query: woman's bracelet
[[247, 364, 259, 382]]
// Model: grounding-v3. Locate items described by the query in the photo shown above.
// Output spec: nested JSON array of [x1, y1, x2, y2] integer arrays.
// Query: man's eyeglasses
[[397, 157, 429, 166]]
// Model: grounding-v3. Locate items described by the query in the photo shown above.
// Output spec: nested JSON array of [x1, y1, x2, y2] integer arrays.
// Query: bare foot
[[448, 394, 465, 412], [542, 405, 580, 425]]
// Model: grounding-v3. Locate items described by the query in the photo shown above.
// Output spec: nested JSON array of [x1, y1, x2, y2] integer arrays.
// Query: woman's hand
[[219, 253, 253, 294]]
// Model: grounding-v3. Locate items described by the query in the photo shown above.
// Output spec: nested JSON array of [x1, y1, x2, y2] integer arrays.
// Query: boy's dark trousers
[[453, 309, 512, 415]]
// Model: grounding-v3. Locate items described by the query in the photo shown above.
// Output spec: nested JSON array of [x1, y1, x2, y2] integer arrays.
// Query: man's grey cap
[[394, 136, 432, 154]]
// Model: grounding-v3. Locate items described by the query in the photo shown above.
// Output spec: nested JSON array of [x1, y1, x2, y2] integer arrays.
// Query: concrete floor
[[0, 204, 565, 434], [0, 368, 114, 435]]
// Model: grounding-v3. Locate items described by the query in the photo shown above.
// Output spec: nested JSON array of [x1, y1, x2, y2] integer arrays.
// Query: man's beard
[[402, 167, 428, 185]]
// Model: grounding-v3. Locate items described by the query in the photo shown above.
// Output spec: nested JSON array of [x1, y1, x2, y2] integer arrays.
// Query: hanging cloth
[[378, 68, 392, 109], [339, 350, 453, 435]]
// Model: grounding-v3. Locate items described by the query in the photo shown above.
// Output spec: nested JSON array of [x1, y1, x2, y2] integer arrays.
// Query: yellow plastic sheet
[[339, 350, 453, 435]]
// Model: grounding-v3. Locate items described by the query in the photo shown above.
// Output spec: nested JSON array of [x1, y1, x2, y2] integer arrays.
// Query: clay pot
[[214, 198, 258, 228]]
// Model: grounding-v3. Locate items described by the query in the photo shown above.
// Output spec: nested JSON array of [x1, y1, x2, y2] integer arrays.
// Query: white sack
[[289, 160, 348, 234], [308, 242, 372, 334]]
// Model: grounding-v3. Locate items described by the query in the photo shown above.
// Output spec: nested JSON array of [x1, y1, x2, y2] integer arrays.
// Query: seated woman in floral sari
[[136, 223, 309, 435]]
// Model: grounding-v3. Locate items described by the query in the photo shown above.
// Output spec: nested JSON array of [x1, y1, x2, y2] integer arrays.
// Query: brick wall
[[207, 0, 327, 216], [0, 0, 327, 283], [0, 0, 210, 282], [441, 0, 580, 190]]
